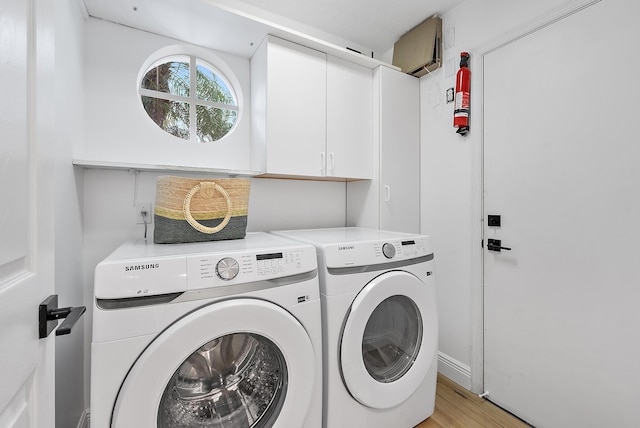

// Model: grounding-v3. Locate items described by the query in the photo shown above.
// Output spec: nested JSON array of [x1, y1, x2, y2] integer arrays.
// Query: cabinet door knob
[[329, 152, 335, 174], [320, 152, 325, 174], [384, 185, 391, 202]]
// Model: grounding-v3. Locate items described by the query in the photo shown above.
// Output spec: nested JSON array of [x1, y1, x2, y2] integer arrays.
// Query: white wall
[[80, 18, 252, 171], [81, 171, 346, 266], [419, 0, 596, 389], [80, 18, 347, 415], [54, 0, 87, 426]]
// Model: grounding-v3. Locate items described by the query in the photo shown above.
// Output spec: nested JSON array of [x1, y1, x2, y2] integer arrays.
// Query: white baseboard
[[76, 409, 90, 428], [438, 351, 472, 390]]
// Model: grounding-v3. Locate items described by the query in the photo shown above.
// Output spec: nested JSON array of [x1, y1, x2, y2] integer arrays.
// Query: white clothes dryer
[[90, 233, 322, 428], [272, 227, 438, 428]]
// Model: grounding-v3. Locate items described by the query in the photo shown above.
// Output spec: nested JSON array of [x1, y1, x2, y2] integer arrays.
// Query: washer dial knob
[[382, 243, 396, 259], [216, 257, 239, 280]]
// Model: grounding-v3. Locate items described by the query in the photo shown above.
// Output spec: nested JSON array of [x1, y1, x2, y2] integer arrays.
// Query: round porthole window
[[139, 53, 239, 143]]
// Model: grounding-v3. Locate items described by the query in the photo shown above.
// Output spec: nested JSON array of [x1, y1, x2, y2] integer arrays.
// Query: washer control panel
[[215, 257, 240, 280], [186, 246, 316, 290], [382, 242, 396, 259]]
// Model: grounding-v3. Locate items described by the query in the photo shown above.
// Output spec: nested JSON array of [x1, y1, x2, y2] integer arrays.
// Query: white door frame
[[469, 0, 602, 394]]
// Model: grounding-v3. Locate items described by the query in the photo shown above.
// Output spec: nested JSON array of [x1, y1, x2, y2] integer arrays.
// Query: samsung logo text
[[125, 263, 160, 272], [338, 246, 355, 251]]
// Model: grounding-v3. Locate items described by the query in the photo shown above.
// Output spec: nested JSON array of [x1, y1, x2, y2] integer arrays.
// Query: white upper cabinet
[[251, 36, 327, 177], [251, 36, 373, 180], [327, 56, 373, 180]]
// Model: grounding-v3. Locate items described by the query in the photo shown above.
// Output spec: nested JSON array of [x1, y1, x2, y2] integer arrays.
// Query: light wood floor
[[415, 375, 532, 428]]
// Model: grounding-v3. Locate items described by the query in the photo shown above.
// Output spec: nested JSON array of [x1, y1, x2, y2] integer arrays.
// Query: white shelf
[[72, 159, 260, 177]]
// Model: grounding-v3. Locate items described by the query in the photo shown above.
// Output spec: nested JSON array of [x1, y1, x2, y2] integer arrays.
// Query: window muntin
[[139, 55, 238, 143], [141, 57, 190, 96]]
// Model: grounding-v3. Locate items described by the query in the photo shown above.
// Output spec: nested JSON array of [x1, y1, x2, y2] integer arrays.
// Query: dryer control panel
[[323, 237, 432, 269]]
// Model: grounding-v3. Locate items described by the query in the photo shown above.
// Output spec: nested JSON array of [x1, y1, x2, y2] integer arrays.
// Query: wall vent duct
[[392, 16, 442, 77]]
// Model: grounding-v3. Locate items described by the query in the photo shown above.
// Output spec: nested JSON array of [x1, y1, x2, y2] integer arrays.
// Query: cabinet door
[[379, 67, 420, 232], [264, 37, 327, 177], [327, 56, 373, 179]]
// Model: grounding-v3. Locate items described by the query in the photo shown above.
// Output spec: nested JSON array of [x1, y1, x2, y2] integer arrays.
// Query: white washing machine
[[272, 227, 438, 428], [90, 233, 322, 428]]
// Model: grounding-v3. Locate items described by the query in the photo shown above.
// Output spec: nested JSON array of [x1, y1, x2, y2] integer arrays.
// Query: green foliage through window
[[139, 56, 238, 143]]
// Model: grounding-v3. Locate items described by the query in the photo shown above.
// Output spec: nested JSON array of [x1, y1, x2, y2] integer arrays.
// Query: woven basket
[[153, 176, 250, 244]]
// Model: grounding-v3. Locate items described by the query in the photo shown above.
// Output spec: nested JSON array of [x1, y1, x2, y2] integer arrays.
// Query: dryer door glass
[[362, 295, 423, 383], [158, 333, 288, 427]]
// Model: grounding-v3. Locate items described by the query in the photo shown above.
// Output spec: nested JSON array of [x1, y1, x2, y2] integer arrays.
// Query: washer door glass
[[362, 295, 422, 383], [158, 333, 287, 427]]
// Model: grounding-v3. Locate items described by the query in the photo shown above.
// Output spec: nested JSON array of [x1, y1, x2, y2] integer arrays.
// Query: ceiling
[[209, 0, 466, 54], [82, 0, 465, 58]]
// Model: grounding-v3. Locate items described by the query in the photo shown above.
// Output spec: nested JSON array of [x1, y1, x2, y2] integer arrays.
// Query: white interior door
[[0, 0, 56, 426], [483, 2, 640, 427]]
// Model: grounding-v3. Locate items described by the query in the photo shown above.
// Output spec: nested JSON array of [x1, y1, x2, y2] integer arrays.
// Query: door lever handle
[[39, 295, 86, 339], [54, 306, 86, 336], [487, 239, 511, 252]]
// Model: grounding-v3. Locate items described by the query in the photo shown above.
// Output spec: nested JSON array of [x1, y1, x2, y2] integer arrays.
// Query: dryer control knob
[[382, 243, 396, 259], [216, 257, 240, 280]]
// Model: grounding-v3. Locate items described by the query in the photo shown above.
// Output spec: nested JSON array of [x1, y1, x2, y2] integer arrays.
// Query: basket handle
[[183, 182, 233, 234]]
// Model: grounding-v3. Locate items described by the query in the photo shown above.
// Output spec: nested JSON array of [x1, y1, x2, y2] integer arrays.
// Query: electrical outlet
[[136, 202, 152, 224]]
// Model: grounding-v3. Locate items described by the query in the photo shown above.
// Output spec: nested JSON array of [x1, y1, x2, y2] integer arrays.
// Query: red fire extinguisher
[[454, 52, 470, 135]]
